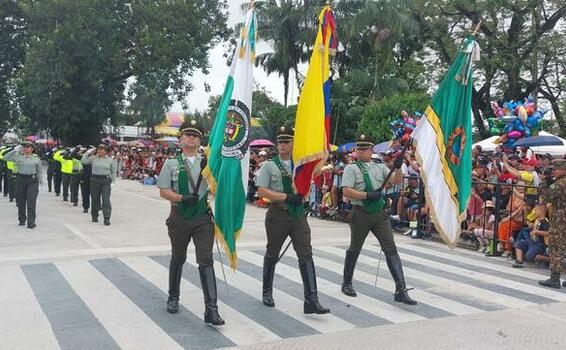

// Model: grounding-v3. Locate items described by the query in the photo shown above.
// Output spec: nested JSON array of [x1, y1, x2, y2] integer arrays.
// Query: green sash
[[176, 155, 209, 220], [355, 161, 385, 214], [272, 156, 304, 219]]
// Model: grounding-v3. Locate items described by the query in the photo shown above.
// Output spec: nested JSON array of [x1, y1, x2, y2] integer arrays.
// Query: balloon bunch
[[488, 97, 546, 147], [390, 110, 421, 145]]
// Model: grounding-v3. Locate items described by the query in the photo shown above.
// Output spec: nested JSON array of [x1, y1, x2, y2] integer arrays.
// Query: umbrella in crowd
[[35, 138, 57, 145], [513, 135, 564, 148], [337, 142, 356, 153], [127, 140, 145, 148], [373, 141, 391, 154], [250, 139, 274, 147], [155, 136, 179, 143]]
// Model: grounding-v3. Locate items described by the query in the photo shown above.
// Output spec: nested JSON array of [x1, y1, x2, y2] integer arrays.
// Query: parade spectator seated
[[513, 203, 550, 268], [471, 201, 495, 253], [497, 181, 526, 256]]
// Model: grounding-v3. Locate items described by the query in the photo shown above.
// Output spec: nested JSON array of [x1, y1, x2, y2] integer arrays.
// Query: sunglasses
[[277, 141, 291, 144]]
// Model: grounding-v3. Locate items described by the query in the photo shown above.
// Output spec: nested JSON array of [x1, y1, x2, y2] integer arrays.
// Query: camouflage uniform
[[539, 159, 566, 289]]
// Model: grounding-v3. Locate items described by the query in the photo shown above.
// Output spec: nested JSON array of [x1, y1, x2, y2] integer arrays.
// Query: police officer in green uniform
[[3, 141, 42, 228], [69, 146, 83, 207], [256, 127, 330, 314], [81, 144, 116, 225], [57, 148, 74, 201], [7, 151, 18, 203], [157, 120, 224, 326], [340, 135, 417, 305], [0, 145, 12, 197]]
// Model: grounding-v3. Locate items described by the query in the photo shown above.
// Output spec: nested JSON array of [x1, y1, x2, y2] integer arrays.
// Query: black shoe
[[563, 281, 566, 288], [199, 265, 225, 326], [63, 198, 68, 202], [92, 217, 98, 223], [299, 260, 330, 314], [512, 260, 524, 268], [386, 254, 417, 305], [19, 221, 25, 226], [167, 298, 179, 314], [342, 250, 359, 297], [104, 218, 110, 226], [539, 272, 561, 289], [9, 198, 13, 202], [27, 224, 36, 229], [73, 202, 78, 207], [55, 193, 60, 197], [167, 258, 183, 314], [262, 256, 277, 307], [83, 208, 89, 213]]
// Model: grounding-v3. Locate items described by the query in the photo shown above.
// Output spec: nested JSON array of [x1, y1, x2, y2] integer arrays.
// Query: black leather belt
[[92, 174, 110, 179], [17, 174, 37, 179]]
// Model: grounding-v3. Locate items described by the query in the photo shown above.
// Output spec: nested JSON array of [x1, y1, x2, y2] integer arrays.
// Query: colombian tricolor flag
[[293, 5, 337, 197]]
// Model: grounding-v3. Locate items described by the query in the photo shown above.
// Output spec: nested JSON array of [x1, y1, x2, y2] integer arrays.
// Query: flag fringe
[[202, 147, 218, 195], [213, 224, 240, 270], [413, 147, 459, 249]]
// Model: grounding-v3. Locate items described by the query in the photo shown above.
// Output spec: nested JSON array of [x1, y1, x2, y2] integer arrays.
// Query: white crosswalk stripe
[[121, 256, 281, 346], [183, 252, 357, 334], [334, 246, 536, 308], [0, 265, 60, 350], [56, 260, 183, 350], [238, 250, 426, 323], [2, 243, 563, 350]]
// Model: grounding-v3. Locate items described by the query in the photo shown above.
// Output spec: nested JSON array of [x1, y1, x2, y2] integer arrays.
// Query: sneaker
[[403, 229, 412, 236], [502, 251, 512, 258], [477, 245, 486, 253], [512, 260, 524, 268], [496, 243, 503, 253]]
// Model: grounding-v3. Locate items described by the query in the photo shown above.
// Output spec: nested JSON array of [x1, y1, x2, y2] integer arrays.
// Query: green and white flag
[[412, 37, 479, 246], [204, 7, 256, 269]]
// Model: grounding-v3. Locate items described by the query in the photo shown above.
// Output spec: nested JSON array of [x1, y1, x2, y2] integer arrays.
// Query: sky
[[172, 0, 301, 113]]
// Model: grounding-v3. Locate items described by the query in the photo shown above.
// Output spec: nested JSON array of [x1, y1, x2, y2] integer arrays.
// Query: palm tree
[[247, 0, 317, 106]]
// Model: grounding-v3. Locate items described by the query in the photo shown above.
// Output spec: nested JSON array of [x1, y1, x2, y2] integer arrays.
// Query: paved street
[[1, 179, 566, 350]]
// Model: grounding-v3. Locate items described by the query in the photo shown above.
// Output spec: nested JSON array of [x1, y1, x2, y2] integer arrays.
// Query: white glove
[[15, 145, 23, 152]]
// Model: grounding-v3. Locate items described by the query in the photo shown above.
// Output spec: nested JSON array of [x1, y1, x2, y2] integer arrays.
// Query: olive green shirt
[[3, 149, 41, 176], [341, 162, 390, 206], [81, 154, 116, 182], [255, 159, 292, 193], [156, 153, 208, 198]]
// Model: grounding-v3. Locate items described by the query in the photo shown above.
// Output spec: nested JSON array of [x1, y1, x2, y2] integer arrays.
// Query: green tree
[[359, 91, 429, 142], [0, 1, 26, 135], [410, 0, 566, 136], [17, 0, 229, 145], [253, 0, 316, 106]]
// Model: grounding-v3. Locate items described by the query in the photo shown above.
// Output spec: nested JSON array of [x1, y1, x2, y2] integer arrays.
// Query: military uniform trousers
[[166, 208, 214, 267], [61, 173, 71, 200], [7, 170, 16, 201], [347, 206, 398, 257], [90, 175, 112, 220], [69, 172, 80, 204], [46, 168, 53, 192], [53, 170, 62, 195], [549, 214, 566, 274], [264, 205, 313, 264], [15, 175, 39, 225], [81, 176, 91, 211]]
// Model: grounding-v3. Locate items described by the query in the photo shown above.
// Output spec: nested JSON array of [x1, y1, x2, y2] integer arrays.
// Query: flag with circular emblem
[[412, 36, 480, 246], [203, 7, 256, 269]]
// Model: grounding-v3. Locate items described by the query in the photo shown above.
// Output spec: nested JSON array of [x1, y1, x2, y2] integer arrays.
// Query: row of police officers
[[0, 142, 116, 228]]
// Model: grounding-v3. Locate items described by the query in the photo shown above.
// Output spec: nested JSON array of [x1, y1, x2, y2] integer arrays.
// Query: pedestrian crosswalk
[[1, 241, 563, 350]]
